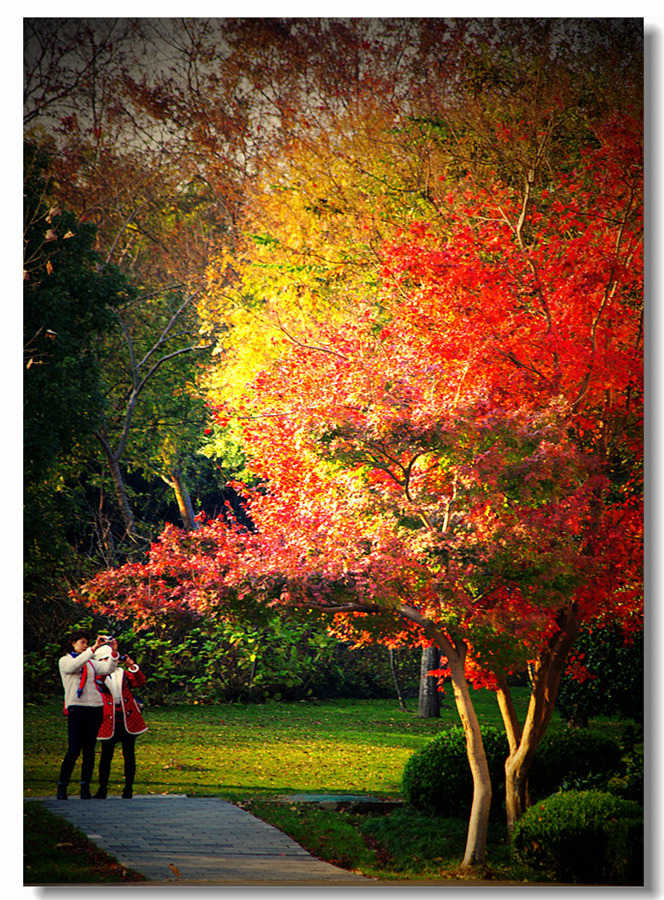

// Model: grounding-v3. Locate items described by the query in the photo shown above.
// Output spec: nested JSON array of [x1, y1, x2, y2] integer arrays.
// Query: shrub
[[402, 725, 623, 820], [608, 743, 644, 805], [84, 614, 421, 706], [557, 625, 643, 726], [511, 790, 643, 884], [24, 642, 64, 701], [402, 725, 509, 817], [529, 728, 623, 800]]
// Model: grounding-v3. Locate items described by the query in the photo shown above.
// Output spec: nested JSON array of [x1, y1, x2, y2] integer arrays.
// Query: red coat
[[98, 667, 148, 739]]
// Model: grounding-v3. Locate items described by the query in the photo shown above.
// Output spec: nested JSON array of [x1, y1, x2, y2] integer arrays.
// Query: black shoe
[[93, 786, 107, 799], [122, 786, 133, 799], [56, 783, 67, 800], [80, 783, 92, 800]]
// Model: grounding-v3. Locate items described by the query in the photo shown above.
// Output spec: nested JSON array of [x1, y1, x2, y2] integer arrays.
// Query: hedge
[[401, 725, 508, 817], [511, 790, 643, 884], [402, 726, 624, 817]]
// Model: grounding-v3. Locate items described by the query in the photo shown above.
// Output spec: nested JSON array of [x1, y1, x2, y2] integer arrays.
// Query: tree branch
[[273, 311, 349, 361], [114, 342, 213, 463]]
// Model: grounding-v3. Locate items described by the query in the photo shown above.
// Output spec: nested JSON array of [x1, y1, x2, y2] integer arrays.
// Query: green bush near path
[[510, 790, 643, 884], [402, 724, 508, 818], [402, 724, 627, 819], [528, 728, 623, 799]]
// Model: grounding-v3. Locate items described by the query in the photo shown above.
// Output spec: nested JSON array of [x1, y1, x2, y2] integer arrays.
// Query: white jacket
[[58, 647, 118, 709]]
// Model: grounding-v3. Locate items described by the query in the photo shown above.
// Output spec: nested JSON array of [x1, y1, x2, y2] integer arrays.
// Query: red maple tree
[[76, 113, 642, 866]]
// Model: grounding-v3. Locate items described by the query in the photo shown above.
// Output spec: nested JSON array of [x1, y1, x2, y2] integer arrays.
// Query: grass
[[239, 801, 516, 881], [25, 688, 625, 884], [25, 690, 533, 800]]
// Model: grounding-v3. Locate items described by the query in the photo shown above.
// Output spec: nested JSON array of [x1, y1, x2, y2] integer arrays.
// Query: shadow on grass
[[242, 799, 516, 882]]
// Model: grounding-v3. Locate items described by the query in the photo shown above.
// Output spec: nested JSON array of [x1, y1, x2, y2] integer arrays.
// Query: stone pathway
[[35, 795, 372, 885]]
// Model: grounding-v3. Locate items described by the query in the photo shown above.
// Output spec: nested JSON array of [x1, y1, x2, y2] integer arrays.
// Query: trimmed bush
[[511, 790, 643, 884], [402, 726, 623, 819], [402, 725, 509, 817], [529, 728, 623, 800]]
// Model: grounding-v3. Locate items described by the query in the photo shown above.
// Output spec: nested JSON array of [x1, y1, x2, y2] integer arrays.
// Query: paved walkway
[[36, 795, 372, 885]]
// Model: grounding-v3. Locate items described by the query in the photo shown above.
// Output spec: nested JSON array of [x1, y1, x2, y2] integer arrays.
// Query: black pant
[[58, 705, 103, 787], [98, 717, 136, 789]]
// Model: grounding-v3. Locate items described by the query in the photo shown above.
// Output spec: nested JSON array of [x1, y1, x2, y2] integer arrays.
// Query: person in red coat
[[92, 639, 148, 799]]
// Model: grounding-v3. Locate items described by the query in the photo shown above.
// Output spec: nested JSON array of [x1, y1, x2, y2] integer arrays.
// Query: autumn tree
[[24, 19, 229, 547], [198, 16, 643, 836], [65, 18, 642, 870], [23, 140, 133, 640], [23, 17, 477, 547], [78, 108, 642, 866]]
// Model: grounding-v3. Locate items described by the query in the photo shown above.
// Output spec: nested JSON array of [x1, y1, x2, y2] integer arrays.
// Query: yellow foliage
[[199, 100, 447, 412]]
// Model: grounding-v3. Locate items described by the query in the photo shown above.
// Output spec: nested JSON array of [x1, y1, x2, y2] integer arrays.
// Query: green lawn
[[25, 690, 534, 799]]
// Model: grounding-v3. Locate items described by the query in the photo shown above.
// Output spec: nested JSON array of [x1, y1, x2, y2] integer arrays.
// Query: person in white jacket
[[56, 630, 119, 799]]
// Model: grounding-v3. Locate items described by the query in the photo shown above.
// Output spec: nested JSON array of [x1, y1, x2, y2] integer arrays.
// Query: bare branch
[[115, 341, 213, 462], [136, 291, 201, 373], [273, 311, 349, 362]]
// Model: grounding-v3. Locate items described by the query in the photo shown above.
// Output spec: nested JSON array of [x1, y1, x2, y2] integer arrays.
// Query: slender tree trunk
[[496, 679, 530, 828], [93, 486, 117, 566], [497, 606, 579, 834], [388, 648, 407, 711], [495, 676, 522, 754], [166, 467, 198, 531], [396, 604, 491, 869], [418, 645, 441, 718], [95, 429, 135, 535], [445, 641, 492, 869]]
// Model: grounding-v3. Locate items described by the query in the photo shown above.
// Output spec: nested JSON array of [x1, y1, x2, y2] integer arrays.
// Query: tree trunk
[[92, 486, 117, 566], [168, 467, 198, 531], [95, 429, 135, 535], [388, 647, 407, 711], [418, 645, 441, 718], [497, 606, 579, 834], [396, 604, 491, 869], [445, 642, 492, 870]]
